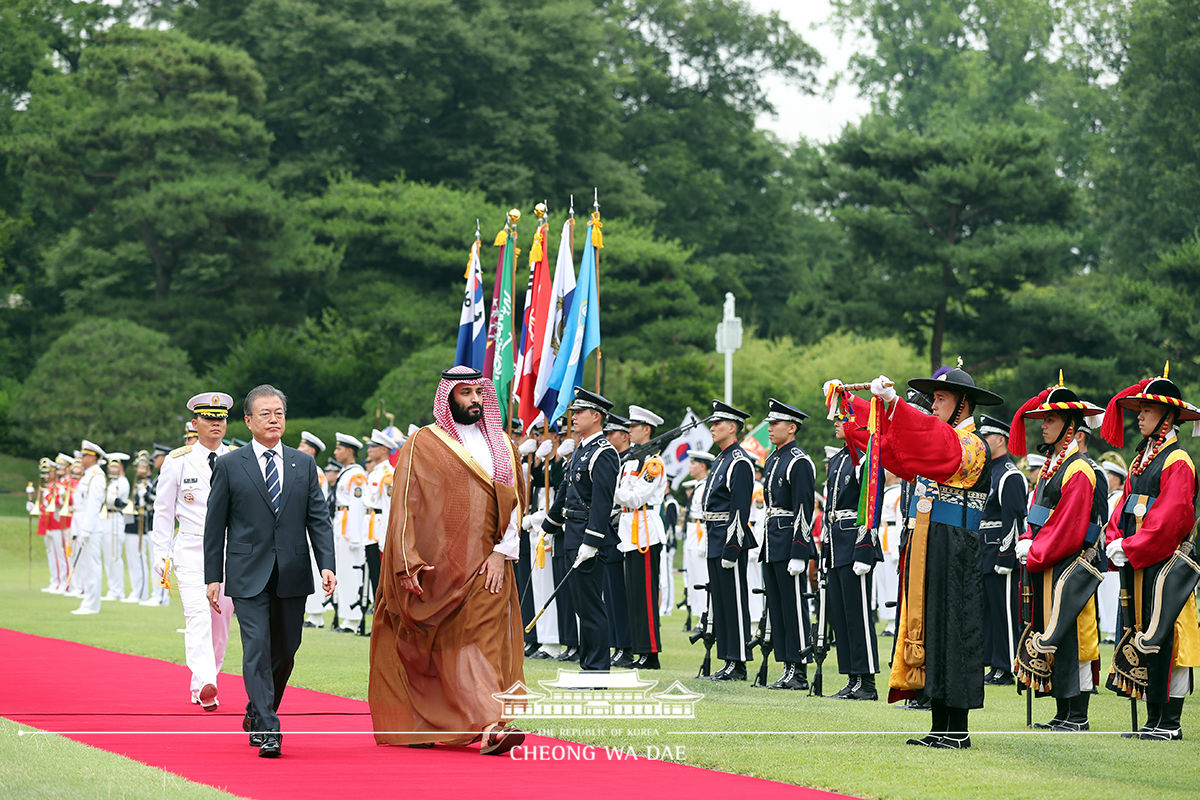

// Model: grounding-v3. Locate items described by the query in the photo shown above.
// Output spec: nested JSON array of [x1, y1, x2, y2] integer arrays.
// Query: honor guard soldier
[[1096, 453, 1128, 642], [683, 450, 714, 628], [70, 441, 108, 615], [140, 445, 173, 606], [103, 452, 131, 602], [365, 429, 398, 609], [516, 427, 541, 655], [528, 421, 570, 659], [702, 400, 756, 681], [759, 399, 817, 690], [122, 450, 154, 603], [823, 417, 882, 700], [541, 388, 620, 672], [153, 393, 235, 710], [297, 432, 329, 628], [1009, 377, 1106, 730], [1103, 365, 1200, 740], [976, 415, 1027, 685], [331, 433, 368, 633], [46, 455, 74, 594], [603, 413, 635, 666], [615, 405, 668, 669], [833, 365, 1003, 747], [184, 422, 198, 445], [32, 458, 59, 593], [659, 484, 680, 617]]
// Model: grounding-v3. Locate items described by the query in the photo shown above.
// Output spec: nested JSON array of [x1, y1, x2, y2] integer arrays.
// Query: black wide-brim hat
[[907, 367, 1003, 406], [1113, 376, 1200, 422]]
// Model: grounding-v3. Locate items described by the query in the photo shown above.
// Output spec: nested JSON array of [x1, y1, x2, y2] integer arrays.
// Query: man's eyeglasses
[[254, 411, 286, 421]]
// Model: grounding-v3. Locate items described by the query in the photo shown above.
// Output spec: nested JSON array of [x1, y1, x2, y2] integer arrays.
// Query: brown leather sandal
[[479, 723, 525, 756]]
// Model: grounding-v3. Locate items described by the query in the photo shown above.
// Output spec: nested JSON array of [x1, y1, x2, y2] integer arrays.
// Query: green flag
[[492, 228, 517, 427]]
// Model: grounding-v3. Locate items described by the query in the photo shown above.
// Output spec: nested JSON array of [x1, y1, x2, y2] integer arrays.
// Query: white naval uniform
[[875, 482, 902, 624], [1096, 486, 1124, 638], [682, 480, 709, 618], [152, 444, 234, 694], [332, 462, 369, 625], [123, 480, 152, 602], [103, 475, 129, 600], [71, 465, 107, 612], [366, 459, 394, 548], [614, 456, 668, 553], [305, 469, 330, 620], [747, 485, 765, 620]]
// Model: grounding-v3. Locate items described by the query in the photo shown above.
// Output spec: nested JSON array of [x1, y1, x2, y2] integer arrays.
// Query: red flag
[[517, 222, 552, 433]]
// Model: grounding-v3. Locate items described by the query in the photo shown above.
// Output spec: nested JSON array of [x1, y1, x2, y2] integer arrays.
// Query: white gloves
[[535, 440, 553, 458], [349, 542, 364, 556], [152, 556, 168, 581], [787, 558, 806, 577], [25, 501, 35, 513], [1015, 539, 1032, 565], [870, 374, 897, 403], [1106, 539, 1128, 567], [574, 543, 598, 565], [518, 439, 537, 456], [521, 514, 535, 531], [721, 558, 736, 570], [994, 565, 1013, 576], [852, 561, 872, 576], [557, 439, 577, 458], [821, 379, 842, 398]]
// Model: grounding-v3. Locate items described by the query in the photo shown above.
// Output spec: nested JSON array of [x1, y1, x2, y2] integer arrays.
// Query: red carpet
[[1, 628, 854, 799]]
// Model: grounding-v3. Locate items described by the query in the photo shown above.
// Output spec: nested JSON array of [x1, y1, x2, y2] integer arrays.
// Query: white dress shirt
[[250, 438, 283, 494], [453, 422, 519, 559]]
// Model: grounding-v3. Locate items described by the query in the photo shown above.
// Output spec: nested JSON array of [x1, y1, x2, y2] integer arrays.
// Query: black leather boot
[[1035, 698, 1070, 729]]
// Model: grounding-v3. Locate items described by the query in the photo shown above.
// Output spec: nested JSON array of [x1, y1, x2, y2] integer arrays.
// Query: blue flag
[[455, 240, 486, 370], [547, 217, 601, 422]]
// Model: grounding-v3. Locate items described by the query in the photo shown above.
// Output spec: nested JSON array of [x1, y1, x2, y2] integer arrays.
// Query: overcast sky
[[745, 0, 871, 144]]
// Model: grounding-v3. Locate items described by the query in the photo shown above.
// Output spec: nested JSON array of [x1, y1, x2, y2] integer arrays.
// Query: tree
[[816, 116, 1076, 371], [11, 318, 198, 454], [365, 342, 458, 429], [5, 25, 340, 368]]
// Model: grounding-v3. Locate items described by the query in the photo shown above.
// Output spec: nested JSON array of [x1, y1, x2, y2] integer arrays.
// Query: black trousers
[[566, 547, 610, 671], [707, 553, 751, 662], [232, 563, 306, 733], [552, 544, 578, 647], [517, 531, 537, 645], [828, 563, 879, 675], [763, 560, 809, 664], [365, 543, 381, 609], [604, 546, 631, 650], [624, 545, 662, 654], [981, 569, 1018, 671]]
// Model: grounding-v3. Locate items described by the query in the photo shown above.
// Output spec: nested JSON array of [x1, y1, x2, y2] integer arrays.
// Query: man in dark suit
[[204, 384, 337, 758]]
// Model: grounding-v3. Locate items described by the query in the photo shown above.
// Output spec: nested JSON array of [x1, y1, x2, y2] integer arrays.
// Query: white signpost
[[714, 292, 742, 405]]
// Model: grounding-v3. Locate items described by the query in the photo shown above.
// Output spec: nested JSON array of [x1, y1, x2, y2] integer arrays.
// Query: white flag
[[662, 408, 714, 489]]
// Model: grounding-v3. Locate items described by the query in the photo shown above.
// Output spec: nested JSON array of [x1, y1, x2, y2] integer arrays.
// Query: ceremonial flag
[[491, 225, 517, 426], [546, 213, 602, 422], [534, 220, 577, 422], [483, 234, 506, 379], [739, 420, 770, 464], [662, 408, 715, 489], [454, 239, 486, 371], [516, 220, 551, 433]]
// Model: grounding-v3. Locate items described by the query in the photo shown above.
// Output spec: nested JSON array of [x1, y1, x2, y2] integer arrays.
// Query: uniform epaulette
[[170, 446, 192, 458]]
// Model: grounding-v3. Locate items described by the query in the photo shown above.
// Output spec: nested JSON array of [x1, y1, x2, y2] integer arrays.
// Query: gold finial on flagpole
[[508, 208, 521, 227], [534, 201, 547, 223], [593, 187, 599, 213]]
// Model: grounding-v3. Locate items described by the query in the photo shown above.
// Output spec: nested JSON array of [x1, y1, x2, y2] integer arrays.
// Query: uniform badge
[[183, 491, 195, 504], [354, 487, 362, 498]]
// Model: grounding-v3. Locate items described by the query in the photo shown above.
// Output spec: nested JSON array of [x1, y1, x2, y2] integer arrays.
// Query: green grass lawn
[[2, 509, 1198, 799]]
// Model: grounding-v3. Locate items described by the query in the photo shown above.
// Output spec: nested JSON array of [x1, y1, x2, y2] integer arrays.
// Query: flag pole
[[591, 188, 601, 394], [506, 208, 520, 430], [565, 195, 576, 439]]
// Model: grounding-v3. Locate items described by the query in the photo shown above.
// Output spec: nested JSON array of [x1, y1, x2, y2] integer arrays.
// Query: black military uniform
[[542, 389, 620, 672], [702, 400, 756, 681], [824, 445, 882, 700], [529, 433, 570, 659], [977, 415, 1027, 685], [759, 399, 816, 690], [602, 414, 634, 667]]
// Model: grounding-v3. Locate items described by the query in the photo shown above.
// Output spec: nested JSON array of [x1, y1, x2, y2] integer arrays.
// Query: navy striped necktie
[[263, 450, 281, 513]]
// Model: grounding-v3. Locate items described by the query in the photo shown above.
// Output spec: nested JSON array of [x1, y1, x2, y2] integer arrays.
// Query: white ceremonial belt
[[702, 511, 730, 522], [177, 526, 205, 537], [830, 510, 857, 522], [763, 508, 795, 519], [979, 520, 1002, 529]]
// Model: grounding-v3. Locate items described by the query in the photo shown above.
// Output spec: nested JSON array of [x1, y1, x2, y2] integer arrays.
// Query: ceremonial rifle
[[807, 540, 832, 696], [351, 559, 371, 636], [619, 416, 713, 465], [688, 583, 715, 677], [748, 587, 772, 687]]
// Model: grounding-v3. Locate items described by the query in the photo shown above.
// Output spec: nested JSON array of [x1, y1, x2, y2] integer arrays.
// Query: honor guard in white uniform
[[102, 453, 131, 601], [1096, 454, 1128, 641], [70, 441, 108, 615], [140, 444, 174, 606], [297, 431, 329, 628], [364, 429, 398, 611], [525, 424, 566, 658], [123, 451, 154, 603], [614, 405, 668, 669], [747, 476, 766, 621], [331, 432, 368, 633], [152, 393, 235, 710], [682, 450, 715, 627]]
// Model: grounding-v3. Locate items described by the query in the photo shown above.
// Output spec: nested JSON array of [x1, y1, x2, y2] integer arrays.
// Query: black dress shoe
[[258, 732, 281, 758], [524, 643, 540, 657], [302, 620, 317, 629], [990, 669, 1014, 686], [833, 676, 860, 699], [555, 646, 579, 663], [529, 649, 552, 660], [244, 714, 264, 747], [711, 661, 747, 681], [612, 650, 636, 668], [932, 735, 971, 749], [632, 653, 661, 669], [905, 734, 943, 747]]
